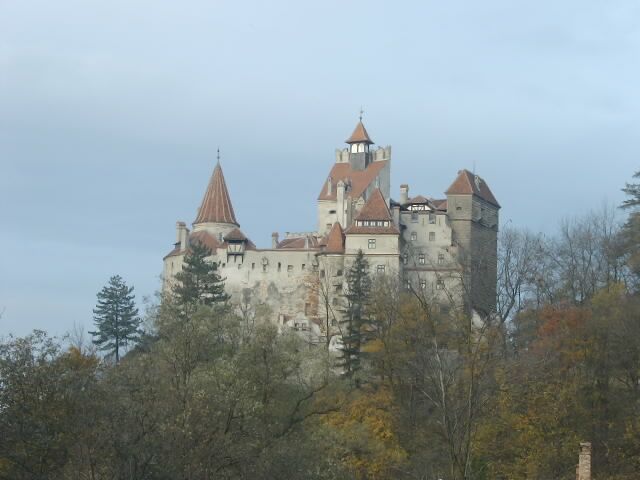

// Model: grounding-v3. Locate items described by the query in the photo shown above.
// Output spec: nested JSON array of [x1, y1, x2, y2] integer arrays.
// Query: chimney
[[577, 442, 591, 480], [272, 232, 279, 249], [176, 222, 188, 251], [400, 184, 409, 205]]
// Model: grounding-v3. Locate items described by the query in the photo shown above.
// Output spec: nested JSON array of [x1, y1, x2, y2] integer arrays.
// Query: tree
[[338, 250, 372, 382], [621, 171, 640, 278], [90, 275, 141, 363], [171, 241, 229, 312]]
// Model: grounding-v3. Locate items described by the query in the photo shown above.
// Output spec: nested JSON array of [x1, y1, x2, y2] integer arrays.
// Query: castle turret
[[193, 156, 239, 241], [346, 118, 374, 171], [445, 169, 500, 315]]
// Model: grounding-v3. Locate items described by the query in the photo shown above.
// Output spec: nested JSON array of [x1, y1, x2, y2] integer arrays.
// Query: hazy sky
[[1, 1, 639, 337]]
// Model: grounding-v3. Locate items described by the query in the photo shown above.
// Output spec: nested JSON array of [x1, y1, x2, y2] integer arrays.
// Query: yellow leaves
[[323, 386, 407, 479]]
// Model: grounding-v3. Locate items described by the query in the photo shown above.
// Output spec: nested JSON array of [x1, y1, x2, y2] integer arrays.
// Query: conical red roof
[[194, 162, 239, 225], [324, 222, 345, 253], [346, 121, 374, 144]]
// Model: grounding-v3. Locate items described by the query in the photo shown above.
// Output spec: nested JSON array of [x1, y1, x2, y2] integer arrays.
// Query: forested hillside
[[1, 174, 640, 480]]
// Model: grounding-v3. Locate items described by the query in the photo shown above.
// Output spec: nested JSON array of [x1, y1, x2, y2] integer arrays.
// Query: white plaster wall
[[345, 234, 398, 255]]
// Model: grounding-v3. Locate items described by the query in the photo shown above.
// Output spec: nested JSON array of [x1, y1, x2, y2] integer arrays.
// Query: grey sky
[[1, 1, 639, 336]]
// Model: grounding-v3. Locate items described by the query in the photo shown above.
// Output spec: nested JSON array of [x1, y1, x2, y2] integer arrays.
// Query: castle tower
[[445, 169, 500, 315], [192, 157, 240, 243], [317, 119, 391, 235], [346, 119, 374, 171]]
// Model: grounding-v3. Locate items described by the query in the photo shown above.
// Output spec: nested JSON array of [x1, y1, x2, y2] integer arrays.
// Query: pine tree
[[171, 241, 230, 312], [90, 275, 141, 363], [621, 171, 640, 276], [338, 249, 372, 382]]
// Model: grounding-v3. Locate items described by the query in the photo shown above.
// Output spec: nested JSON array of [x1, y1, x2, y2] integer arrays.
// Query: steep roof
[[445, 169, 500, 207], [318, 160, 387, 201], [346, 189, 399, 235], [346, 120, 374, 144], [194, 162, 239, 225], [324, 222, 345, 253], [355, 188, 393, 221]]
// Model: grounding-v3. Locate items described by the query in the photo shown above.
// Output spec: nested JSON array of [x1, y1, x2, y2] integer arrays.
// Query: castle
[[163, 119, 500, 341]]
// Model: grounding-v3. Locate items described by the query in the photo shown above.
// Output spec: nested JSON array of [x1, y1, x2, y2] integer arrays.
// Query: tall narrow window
[[429, 214, 436, 224], [419, 254, 425, 265], [368, 239, 376, 249], [420, 279, 427, 289], [436, 279, 445, 290], [410, 232, 417, 242], [438, 253, 445, 265]]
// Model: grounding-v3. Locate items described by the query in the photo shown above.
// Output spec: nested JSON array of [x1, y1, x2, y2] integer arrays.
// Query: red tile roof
[[355, 188, 393, 221], [188, 230, 221, 252], [408, 195, 429, 204], [324, 222, 345, 253], [432, 199, 448, 211], [346, 189, 399, 235], [276, 236, 320, 250], [318, 160, 387, 201], [346, 121, 374, 144], [223, 228, 247, 242], [194, 162, 239, 225], [445, 169, 500, 207]]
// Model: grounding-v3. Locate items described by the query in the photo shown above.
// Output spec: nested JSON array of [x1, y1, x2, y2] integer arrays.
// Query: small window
[[337, 269, 343, 276], [420, 280, 427, 290], [405, 280, 411, 290], [301, 264, 306, 270], [262, 264, 267, 272], [436, 279, 445, 290], [287, 265, 293, 272], [377, 265, 385, 274], [329, 209, 336, 214], [419, 254, 425, 265], [320, 269, 325, 278], [410, 232, 417, 242], [402, 253, 408, 265], [438, 253, 445, 265], [368, 239, 376, 249], [411, 212, 418, 223], [429, 232, 435, 242], [251, 262, 255, 270], [456, 206, 462, 211], [278, 262, 282, 272], [238, 264, 241, 270], [335, 285, 342, 293], [332, 298, 338, 306], [429, 214, 436, 224]]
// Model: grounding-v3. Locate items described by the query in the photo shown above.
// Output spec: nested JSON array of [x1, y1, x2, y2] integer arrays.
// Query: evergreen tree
[[90, 275, 141, 363], [171, 241, 230, 312], [621, 171, 640, 276], [338, 249, 372, 382]]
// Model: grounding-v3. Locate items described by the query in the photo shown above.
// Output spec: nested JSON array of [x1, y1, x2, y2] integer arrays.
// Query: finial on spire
[[216, 147, 220, 164], [359, 106, 364, 122]]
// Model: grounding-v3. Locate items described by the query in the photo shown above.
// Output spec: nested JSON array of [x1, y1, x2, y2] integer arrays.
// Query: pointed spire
[[193, 158, 239, 226], [324, 222, 345, 253], [346, 118, 374, 145]]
